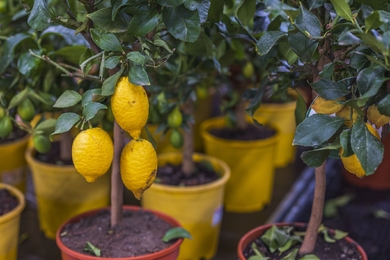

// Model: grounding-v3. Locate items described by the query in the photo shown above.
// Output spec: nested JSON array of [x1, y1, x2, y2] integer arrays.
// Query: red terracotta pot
[[56, 205, 183, 260], [237, 223, 367, 260], [342, 133, 390, 190]]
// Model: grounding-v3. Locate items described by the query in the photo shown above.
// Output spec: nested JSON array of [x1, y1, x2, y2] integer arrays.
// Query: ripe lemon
[[311, 96, 345, 115], [367, 105, 390, 128], [72, 128, 114, 183], [339, 123, 380, 178], [111, 77, 149, 139], [120, 138, 157, 200], [336, 106, 358, 127]]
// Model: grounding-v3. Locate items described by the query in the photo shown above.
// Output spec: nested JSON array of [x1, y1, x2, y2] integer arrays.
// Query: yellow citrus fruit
[[111, 77, 149, 139], [72, 128, 114, 183], [367, 105, 390, 129], [336, 106, 358, 127], [339, 123, 380, 178], [120, 138, 157, 200], [311, 96, 345, 115]]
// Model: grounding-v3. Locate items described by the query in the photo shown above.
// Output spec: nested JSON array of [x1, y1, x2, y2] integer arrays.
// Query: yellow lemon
[[336, 106, 358, 127], [367, 105, 390, 129], [111, 77, 149, 139], [311, 96, 345, 115], [339, 123, 380, 178], [120, 138, 157, 200], [72, 128, 114, 183]]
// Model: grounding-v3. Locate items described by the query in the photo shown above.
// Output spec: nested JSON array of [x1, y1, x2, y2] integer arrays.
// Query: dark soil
[[0, 189, 18, 216], [155, 161, 219, 186], [209, 124, 276, 141], [34, 141, 73, 165], [323, 184, 390, 260], [243, 225, 363, 260], [0, 127, 27, 145], [60, 209, 176, 258]]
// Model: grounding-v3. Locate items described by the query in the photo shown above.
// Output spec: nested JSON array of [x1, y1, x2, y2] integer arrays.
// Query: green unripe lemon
[[33, 135, 51, 154], [0, 116, 12, 139], [0, 107, 5, 119], [17, 99, 36, 122], [167, 107, 182, 128], [170, 128, 183, 149], [243, 62, 254, 79]]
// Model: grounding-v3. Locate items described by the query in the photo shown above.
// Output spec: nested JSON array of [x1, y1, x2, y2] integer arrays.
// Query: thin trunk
[[235, 97, 247, 130], [60, 131, 72, 161], [299, 162, 326, 255], [111, 121, 124, 227], [181, 99, 195, 176]]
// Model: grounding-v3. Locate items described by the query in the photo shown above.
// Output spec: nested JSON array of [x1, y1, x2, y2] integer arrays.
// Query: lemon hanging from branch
[[111, 77, 149, 139], [311, 96, 345, 115]]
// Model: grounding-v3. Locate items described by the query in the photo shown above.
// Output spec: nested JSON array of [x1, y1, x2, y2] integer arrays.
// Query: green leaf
[[207, 0, 224, 23], [143, 126, 157, 150], [351, 119, 384, 175], [338, 30, 361, 46], [330, 0, 353, 22], [279, 42, 298, 65], [281, 248, 298, 260], [340, 128, 353, 157], [288, 32, 318, 63], [112, 0, 130, 20], [256, 31, 286, 56], [295, 91, 307, 126], [35, 118, 57, 135], [50, 113, 81, 140], [127, 5, 159, 37], [53, 90, 82, 108], [8, 88, 29, 109], [90, 28, 122, 52], [373, 209, 390, 219], [310, 79, 350, 100], [82, 89, 102, 107], [54, 46, 88, 65], [319, 63, 334, 79], [237, 0, 256, 26], [88, 8, 130, 33], [17, 51, 41, 77], [101, 67, 124, 96], [354, 0, 387, 10], [378, 94, 390, 116], [27, 0, 51, 31], [0, 33, 31, 74], [83, 242, 101, 257], [301, 149, 330, 167], [279, 236, 302, 253], [333, 229, 349, 240], [246, 85, 265, 118], [365, 11, 390, 32], [299, 254, 320, 260], [248, 256, 269, 260], [162, 227, 192, 242], [324, 194, 354, 218], [129, 65, 150, 86], [260, 225, 290, 253], [158, 0, 185, 7], [295, 4, 322, 38], [163, 5, 201, 43], [104, 56, 121, 69], [307, 0, 325, 10], [293, 114, 345, 147], [83, 102, 108, 121], [127, 52, 150, 65], [356, 65, 386, 98]]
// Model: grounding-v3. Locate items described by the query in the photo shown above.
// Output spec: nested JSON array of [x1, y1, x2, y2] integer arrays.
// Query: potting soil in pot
[[34, 142, 73, 165], [243, 225, 362, 260], [60, 209, 176, 257], [209, 123, 276, 141], [0, 189, 18, 215]]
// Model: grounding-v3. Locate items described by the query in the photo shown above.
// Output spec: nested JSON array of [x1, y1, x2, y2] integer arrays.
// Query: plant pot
[[25, 147, 110, 239], [141, 152, 230, 260], [0, 183, 25, 260], [237, 223, 368, 260], [0, 134, 30, 192], [342, 133, 390, 190], [141, 124, 182, 154], [253, 99, 297, 168], [56, 205, 183, 260], [199, 116, 279, 212]]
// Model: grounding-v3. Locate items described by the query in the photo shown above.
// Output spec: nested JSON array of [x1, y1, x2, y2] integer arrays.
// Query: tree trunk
[[60, 131, 72, 161], [111, 121, 124, 227], [235, 96, 247, 130], [181, 99, 195, 176]]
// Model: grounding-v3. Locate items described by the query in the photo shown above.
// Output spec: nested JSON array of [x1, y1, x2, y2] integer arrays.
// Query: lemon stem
[[181, 99, 195, 176], [60, 131, 72, 162]]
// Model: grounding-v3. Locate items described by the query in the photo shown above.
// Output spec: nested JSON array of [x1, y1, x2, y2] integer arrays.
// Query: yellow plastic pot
[[141, 124, 182, 154], [25, 147, 110, 239], [253, 100, 297, 168], [0, 134, 30, 192], [141, 152, 230, 260], [199, 117, 279, 213], [0, 183, 25, 260]]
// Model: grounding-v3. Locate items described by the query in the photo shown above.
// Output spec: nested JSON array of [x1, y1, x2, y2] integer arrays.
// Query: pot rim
[[56, 205, 183, 260], [25, 147, 76, 169], [0, 132, 30, 149], [0, 183, 25, 224]]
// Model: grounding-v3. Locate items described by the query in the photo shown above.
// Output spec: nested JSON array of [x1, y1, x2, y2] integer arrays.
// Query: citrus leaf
[[333, 229, 348, 240], [280, 248, 298, 260], [365, 10, 390, 32], [17, 51, 41, 77], [310, 79, 350, 100], [356, 65, 386, 98], [307, 0, 325, 10], [162, 227, 192, 242], [82, 89, 102, 107], [7, 88, 29, 109], [330, 0, 353, 22], [245, 84, 265, 117], [260, 225, 290, 253], [295, 91, 307, 127], [143, 126, 157, 150], [129, 65, 150, 86], [127, 52, 150, 65], [300, 149, 330, 167], [50, 113, 81, 140], [112, 0, 130, 20], [27, 0, 51, 31], [90, 28, 122, 51], [237, 0, 256, 26], [0, 33, 31, 74], [157, 0, 185, 7], [88, 8, 130, 33], [34, 118, 57, 135], [53, 90, 82, 108], [83, 242, 101, 257], [279, 41, 298, 65], [340, 128, 353, 157], [256, 31, 286, 56], [378, 94, 390, 116], [319, 63, 334, 79], [83, 102, 108, 121], [354, 0, 387, 10], [287, 32, 318, 63], [54, 46, 88, 65], [101, 67, 124, 96], [127, 4, 159, 37], [295, 4, 322, 38], [104, 56, 121, 69]]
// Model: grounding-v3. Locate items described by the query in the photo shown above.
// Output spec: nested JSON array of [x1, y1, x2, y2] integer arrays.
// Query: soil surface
[[243, 225, 363, 260], [323, 184, 390, 260], [0, 127, 27, 145], [209, 124, 276, 141], [0, 188, 18, 216], [60, 209, 176, 258], [34, 141, 73, 165], [155, 162, 219, 186]]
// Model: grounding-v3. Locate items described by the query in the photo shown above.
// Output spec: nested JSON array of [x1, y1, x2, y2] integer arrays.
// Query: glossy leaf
[[127, 5, 159, 37], [143, 126, 157, 150], [256, 31, 286, 56], [27, 0, 51, 31], [112, 0, 130, 20], [354, 0, 387, 11], [53, 90, 82, 108], [307, 0, 325, 10], [90, 28, 122, 51], [237, 0, 256, 26], [17, 51, 41, 77], [163, 5, 201, 42], [288, 32, 318, 63], [300, 149, 330, 167], [83, 242, 101, 257], [0, 33, 31, 74], [356, 65, 386, 98], [195, 0, 210, 23], [293, 114, 345, 147], [7, 88, 29, 109], [101, 67, 124, 96], [34, 118, 57, 135], [260, 225, 289, 253], [340, 128, 353, 157], [294, 91, 307, 127], [162, 227, 192, 242], [365, 11, 390, 32], [310, 79, 350, 100], [245, 84, 265, 117], [129, 65, 150, 86], [338, 31, 361, 46], [295, 4, 322, 38], [207, 0, 224, 23], [279, 42, 298, 65], [50, 113, 81, 140], [82, 89, 102, 107], [351, 119, 384, 175], [88, 8, 130, 33], [104, 56, 121, 69], [330, 0, 353, 22], [54, 46, 88, 65], [158, 0, 185, 6], [378, 94, 390, 116], [83, 102, 108, 121], [127, 52, 150, 65]]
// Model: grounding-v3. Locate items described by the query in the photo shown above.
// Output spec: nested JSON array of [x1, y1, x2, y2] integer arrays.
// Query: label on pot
[[212, 205, 223, 226]]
